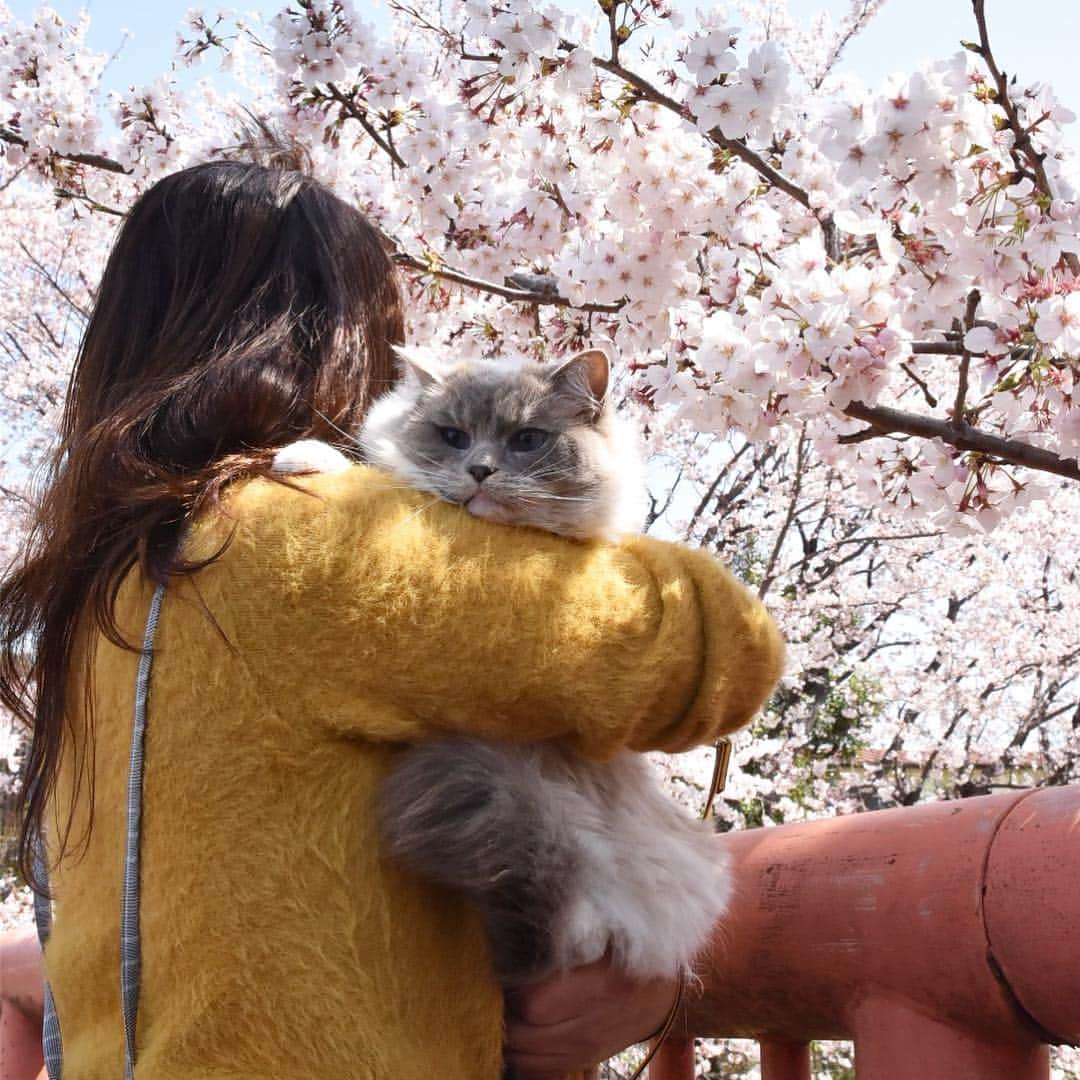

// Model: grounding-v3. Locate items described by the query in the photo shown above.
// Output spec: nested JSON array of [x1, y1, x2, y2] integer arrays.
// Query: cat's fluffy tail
[[377, 737, 576, 985]]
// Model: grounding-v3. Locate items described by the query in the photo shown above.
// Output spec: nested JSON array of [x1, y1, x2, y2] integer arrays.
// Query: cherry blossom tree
[[2, 0, 1079, 516], [3, 0, 1080, 1074]]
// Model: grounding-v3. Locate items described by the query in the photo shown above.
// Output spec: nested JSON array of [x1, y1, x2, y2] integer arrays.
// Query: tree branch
[[603, 54, 812, 210], [952, 288, 980, 426], [684, 442, 752, 538], [2, 330, 34, 369], [392, 251, 625, 313], [911, 340, 965, 355], [900, 361, 938, 407], [33, 312, 63, 350], [1, 127, 130, 174], [0, 162, 29, 193], [18, 241, 92, 320], [842, 399, 1080, 481], [968, 0, 1080, 276], [759, 428, 808, 598], [54, 188, 124, 216], [808, 0, 885, 91], [0, 481, 35, 510], [324, 83, 408, 169], [782, 529, 943, 580], [557, 41, 821, 221], [607, 0, 621, 64], [644, 460, 685, 531]]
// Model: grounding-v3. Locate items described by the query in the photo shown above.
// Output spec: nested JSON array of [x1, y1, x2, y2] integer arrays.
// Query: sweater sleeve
[[191, 468, 784, 758]]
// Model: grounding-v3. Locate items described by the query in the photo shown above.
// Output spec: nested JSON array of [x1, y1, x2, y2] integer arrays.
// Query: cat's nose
[[468, 464, 496, 484]]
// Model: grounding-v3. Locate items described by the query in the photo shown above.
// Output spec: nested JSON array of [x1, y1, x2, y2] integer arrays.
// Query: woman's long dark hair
[[0, 159, 404, 889]]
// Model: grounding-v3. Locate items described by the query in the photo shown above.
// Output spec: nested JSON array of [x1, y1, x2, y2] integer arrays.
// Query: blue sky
[[8, 0, 1080, 131]]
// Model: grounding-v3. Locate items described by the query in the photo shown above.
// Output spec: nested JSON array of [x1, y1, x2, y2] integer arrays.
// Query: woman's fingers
[[503, 955, 678, 1072]]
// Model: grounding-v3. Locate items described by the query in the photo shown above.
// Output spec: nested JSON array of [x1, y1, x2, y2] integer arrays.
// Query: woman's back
[[48, 470, 503, 1078], [45, 463, 782, 1077]]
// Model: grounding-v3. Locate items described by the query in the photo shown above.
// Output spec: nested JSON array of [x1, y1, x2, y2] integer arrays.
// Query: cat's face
[[360, 349, 637, 539]]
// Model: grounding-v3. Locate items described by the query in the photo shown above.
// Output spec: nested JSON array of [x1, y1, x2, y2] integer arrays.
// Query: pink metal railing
[[650, 785, 1080, 1079], [0, 927, 46, 1080]]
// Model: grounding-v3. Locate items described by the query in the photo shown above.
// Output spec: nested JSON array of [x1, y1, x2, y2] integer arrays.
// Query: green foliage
[[816, 672, 881, 763], [812, 1042, 856, 1079], [757, 668, 881, 767], [729, 532, 765, 587], [737, 796, 768, 827]]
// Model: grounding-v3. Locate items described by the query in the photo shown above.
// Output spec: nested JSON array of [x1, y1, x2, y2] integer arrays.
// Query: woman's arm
[[201, 468, 783, 755]]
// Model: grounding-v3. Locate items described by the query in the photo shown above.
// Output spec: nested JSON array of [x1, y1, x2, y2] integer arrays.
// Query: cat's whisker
[[500, 488, 594, 504], [401, 469, 447, 487], [366, 469, 462, 503], [326, 442, 361, 458], [517, 467, 585, 486], [518, 453, 562, 475], [312, 406, 362, 448], [377, 480, 443, 496], [385, 462, 456, 487], [403, 495, 445, 522], [411, 451, 449, 469], [521, 445, 559, 473]]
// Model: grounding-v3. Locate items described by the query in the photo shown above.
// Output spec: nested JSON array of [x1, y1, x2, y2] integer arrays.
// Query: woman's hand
[[503, 954, 679, 1079]]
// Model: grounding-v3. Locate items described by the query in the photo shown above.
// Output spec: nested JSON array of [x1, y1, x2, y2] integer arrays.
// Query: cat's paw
[[271, 439, 353, 475], [606, 852, 730, 978], [560, 894, 612, 970]]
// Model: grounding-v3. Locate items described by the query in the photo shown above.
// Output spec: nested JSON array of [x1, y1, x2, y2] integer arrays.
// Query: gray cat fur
[[377, 737, 578, 985]]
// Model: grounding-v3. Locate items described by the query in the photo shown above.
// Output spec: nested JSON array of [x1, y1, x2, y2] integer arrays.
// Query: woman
[[0, 157, 783, 1078]]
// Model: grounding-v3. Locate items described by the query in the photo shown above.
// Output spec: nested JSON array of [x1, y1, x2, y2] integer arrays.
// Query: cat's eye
[[508, 428, 550, 453], [439, 426, 472, 450]]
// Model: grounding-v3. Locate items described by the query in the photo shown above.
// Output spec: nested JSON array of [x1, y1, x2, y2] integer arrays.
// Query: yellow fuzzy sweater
[[45, 466, 783, 1079]]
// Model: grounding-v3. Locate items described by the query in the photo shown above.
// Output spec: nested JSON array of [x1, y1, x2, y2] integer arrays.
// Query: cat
[[272, 347, 729, 986]]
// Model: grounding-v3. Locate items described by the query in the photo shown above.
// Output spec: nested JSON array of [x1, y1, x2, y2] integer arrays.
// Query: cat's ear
[[550, 348, 610, 417], [392, 345, 443, 390]]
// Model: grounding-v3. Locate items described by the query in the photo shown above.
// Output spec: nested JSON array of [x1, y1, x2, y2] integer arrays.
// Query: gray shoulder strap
[[32, 839, 63, 1079], [32, 579, 167, 1080], [121, 580, 166, 1079]]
